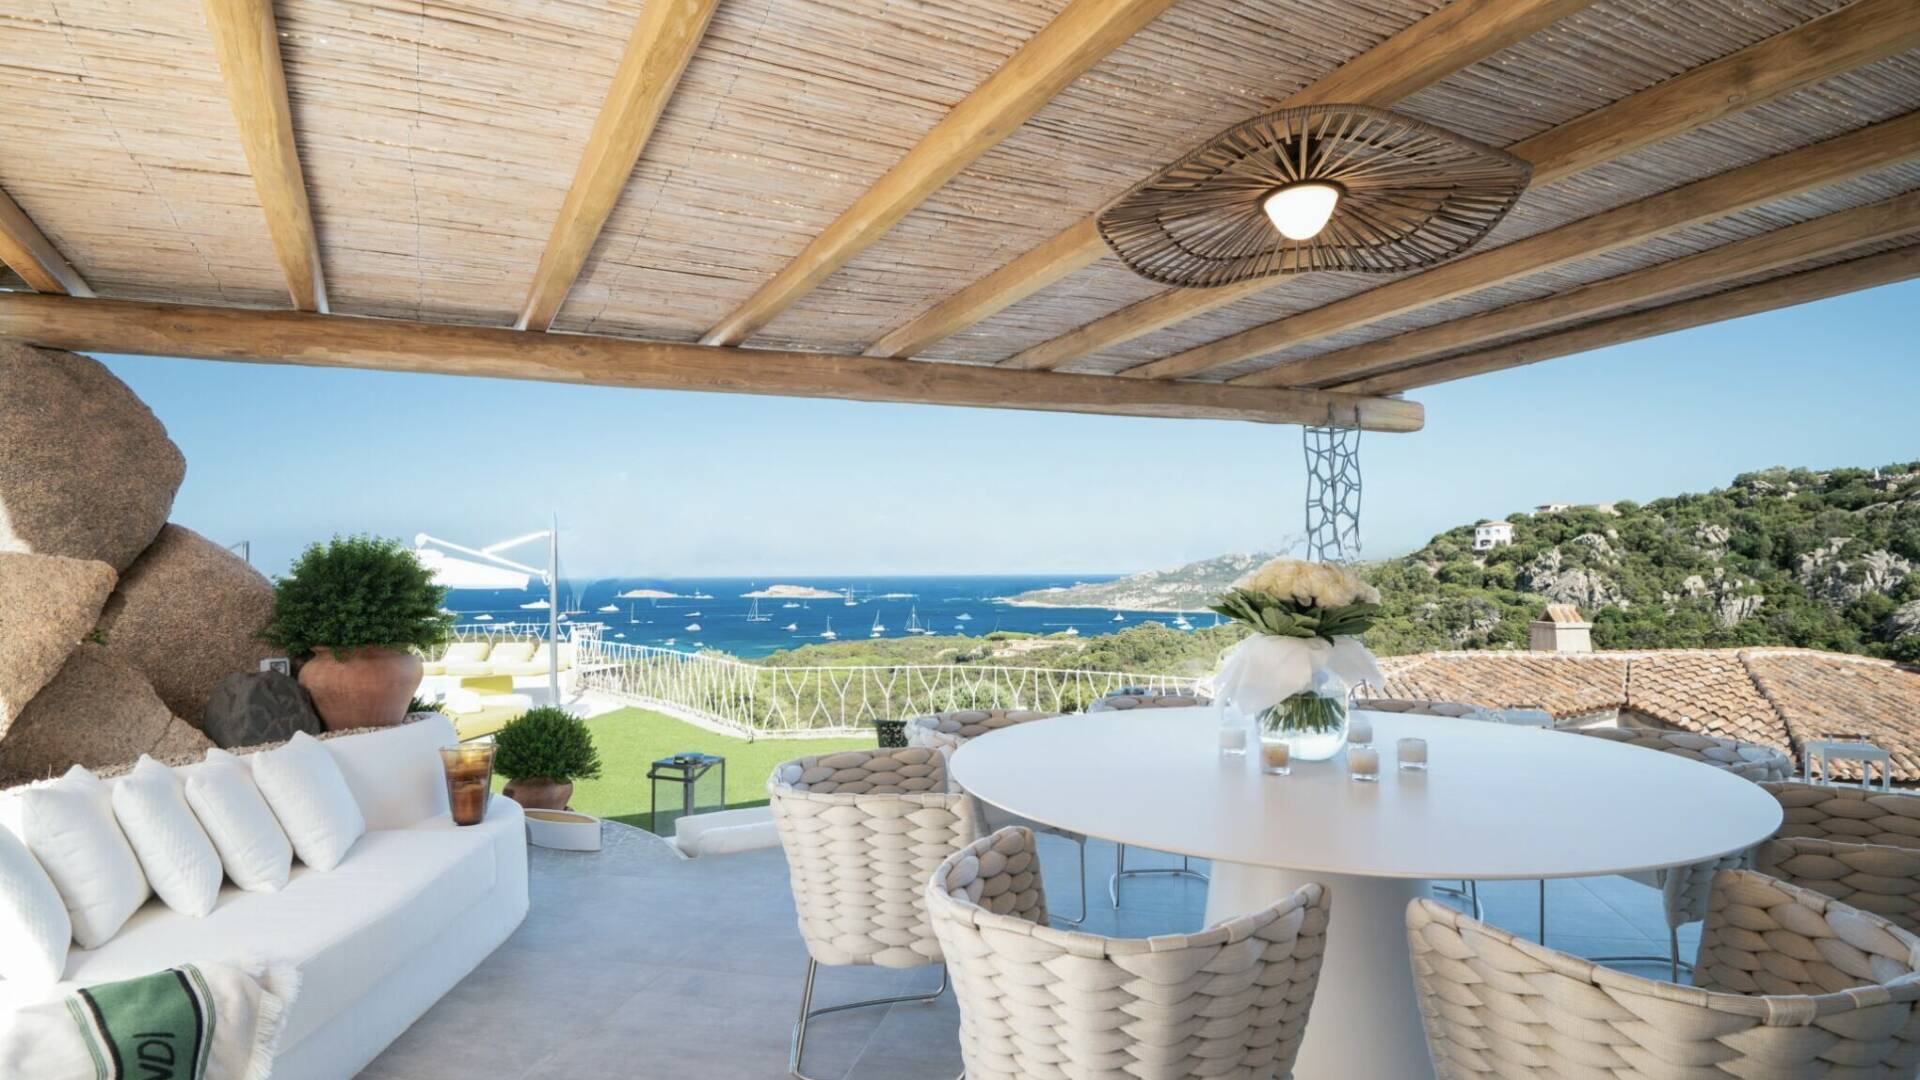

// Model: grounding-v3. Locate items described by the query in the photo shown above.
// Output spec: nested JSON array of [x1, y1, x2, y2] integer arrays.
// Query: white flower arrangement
[[1211, 557, 1382, 640], [1211, 557, 1384, 740]]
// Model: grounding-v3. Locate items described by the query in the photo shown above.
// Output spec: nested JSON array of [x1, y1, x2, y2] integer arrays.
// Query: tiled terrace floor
[[361, 831, 1702, 1080]]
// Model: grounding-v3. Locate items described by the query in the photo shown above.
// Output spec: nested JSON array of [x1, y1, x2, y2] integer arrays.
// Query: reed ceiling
[[0, 0, 1914, 429]]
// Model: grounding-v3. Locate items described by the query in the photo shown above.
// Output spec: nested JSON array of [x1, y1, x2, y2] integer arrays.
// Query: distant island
[[1005, 552, 1280, 612], [741, 584, 843, 599]]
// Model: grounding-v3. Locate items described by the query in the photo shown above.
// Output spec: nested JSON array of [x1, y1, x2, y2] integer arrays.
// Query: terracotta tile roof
[[1375, 647, 1920, 783], [1378, 653, 1629, 719]]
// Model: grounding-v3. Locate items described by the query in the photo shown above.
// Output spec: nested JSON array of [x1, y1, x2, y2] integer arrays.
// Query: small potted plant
[[494, 707, 602, 811], [262, 535, 453, 730]]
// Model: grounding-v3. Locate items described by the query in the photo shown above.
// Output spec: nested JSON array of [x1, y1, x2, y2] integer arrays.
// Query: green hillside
[[1366, 463, 1920, 659]]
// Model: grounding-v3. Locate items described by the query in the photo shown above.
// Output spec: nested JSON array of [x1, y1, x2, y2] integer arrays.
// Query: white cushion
[[183, 753, 293, 893], [19, 815, 505, 1051], [323, 716, 456, 831], [248, 732, 366, 871], [0, 825, 69, 988], [1, 766, 150, 950], [110, 756, 224, 917], [441, 641, 491, 663]]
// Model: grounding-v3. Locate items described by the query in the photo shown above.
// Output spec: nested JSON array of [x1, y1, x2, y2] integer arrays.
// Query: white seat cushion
[[110, 756, 223, 917], [248, 732, 366, 871], [9, 818, 500, 1051]]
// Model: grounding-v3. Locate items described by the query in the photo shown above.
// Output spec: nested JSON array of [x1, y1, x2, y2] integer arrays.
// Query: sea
[[443, 575, 1213, 660]]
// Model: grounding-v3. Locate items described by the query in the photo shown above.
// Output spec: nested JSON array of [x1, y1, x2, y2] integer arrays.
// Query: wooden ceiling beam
[[700, 0, 1181, 349], [1050, 0, 1920, 379], [0, 187, 91, 296], [201, 0, 327, 312], [1145, 107, 1920, 385], [865, 0, 1594, 361], [0, 294, 1424, 431], [517, 0, 721, 332], [1263, 190, 1920, 389], [1331, 245, 1920, 394]]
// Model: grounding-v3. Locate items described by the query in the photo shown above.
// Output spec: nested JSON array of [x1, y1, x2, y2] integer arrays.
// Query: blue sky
[[96, 278, 1919, 578]]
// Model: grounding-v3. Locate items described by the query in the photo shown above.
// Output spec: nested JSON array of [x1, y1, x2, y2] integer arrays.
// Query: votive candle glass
[[440, 745, 495, 826], [1348, 745, 1380, 782], [1219, 723, 1248, 757], [1259, 738, 1291, 776], [1347, 717, 1373, 749], [1397, 737, 1429, 771]]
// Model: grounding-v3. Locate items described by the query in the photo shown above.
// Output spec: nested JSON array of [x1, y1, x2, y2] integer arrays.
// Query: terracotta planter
[[298, 646, 423, 731], [503, 777, 573, 811]]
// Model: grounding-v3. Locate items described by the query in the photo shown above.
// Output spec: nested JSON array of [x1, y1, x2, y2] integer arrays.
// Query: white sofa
[[0, 715, 529, 1079]]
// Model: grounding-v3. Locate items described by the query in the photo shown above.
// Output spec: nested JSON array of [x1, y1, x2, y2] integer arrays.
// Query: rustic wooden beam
[[1332, 246, 1920, 394], [0, 295, 1425, 431], [1260, 190, 1920, 388], [0, 187, 91, 297], [1033, 0, 1920, 377], [700, 0, 1181, 348], [201, 0, 327, 312], [517, 0, 720, 332], [864, 0, 1594, 361], [1133, 108, 1920, 384]]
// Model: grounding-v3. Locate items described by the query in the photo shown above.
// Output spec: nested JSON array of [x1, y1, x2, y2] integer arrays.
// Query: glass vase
[[1257, 667, 1351, 762]]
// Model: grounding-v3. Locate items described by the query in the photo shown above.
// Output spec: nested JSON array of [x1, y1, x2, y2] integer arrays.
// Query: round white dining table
[[948, 706, 1784, 1080]]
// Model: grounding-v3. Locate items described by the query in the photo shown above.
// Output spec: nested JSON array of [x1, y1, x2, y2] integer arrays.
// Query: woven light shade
[[1098, 105, 1531, 288]]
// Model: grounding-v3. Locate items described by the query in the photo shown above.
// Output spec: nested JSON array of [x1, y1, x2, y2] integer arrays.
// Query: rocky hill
[[1005, 551, 1282, 612], [1364, 463, 1920, 660]]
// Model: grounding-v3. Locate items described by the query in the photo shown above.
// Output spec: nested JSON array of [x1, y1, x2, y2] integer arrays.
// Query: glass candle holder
[[1348, 745, 1380, 782], [1397, 737, 1429, 771], [1218, 723, 1248, 757], [440, 745, 495, 826], [1259, 738, 1291, 776], [1346, 716, 1374, 749]]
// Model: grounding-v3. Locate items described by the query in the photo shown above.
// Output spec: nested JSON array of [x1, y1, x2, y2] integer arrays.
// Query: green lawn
[[498, 707, 875, 831]]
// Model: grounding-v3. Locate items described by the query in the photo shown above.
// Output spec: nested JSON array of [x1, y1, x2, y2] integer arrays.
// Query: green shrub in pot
[[494, 707, 602, 811]]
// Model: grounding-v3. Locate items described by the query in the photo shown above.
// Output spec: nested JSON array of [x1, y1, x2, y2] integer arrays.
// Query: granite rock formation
[[0, 645, 212, 785], [0, 551, 117, 738]]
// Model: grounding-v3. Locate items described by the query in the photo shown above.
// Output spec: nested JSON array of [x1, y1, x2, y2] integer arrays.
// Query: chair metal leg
[[1109, 843, 1209, 908], [1433, 879, 1484, 919], [1048, 836, 1088, 928], [1591, 926, 1693, 984], [1539, 879, 1547, 945], [790, 958, 949, 1080]]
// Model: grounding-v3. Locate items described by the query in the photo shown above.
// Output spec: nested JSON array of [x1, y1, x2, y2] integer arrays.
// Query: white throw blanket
[[1213, 634, 1383, 715], [0, 960, 296, 1080]]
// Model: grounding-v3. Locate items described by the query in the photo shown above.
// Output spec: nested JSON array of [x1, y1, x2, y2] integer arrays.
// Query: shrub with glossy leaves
[[494, 707, 603, 783], [262, 535, 452, 659]]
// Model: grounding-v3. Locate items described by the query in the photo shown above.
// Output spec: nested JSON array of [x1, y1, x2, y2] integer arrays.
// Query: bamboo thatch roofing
[[0, 0, 1914, 428]]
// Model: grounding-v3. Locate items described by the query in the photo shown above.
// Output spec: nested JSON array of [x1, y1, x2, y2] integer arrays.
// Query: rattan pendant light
[[1098, 104, 1531, 288]]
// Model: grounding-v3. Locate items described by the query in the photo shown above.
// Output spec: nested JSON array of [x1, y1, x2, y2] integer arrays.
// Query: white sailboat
[[842, 588, 857, 607], [1111, 612, 1125, 622], [820, 618, 837, 640], [1173, 615, 1193, 630], [870, 611, 886, 637], [782, 622, 799, 632], [904, 607, 931, 635], [746, 598, 771, 622]]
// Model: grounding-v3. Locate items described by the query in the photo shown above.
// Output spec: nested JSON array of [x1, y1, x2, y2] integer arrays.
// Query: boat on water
[[614, 632, 626, 639], [1173, 615, 1193, 630], [474, 614, 494, 622], [904, 607, 933, 635], [1062, 626, 1080, 636], [745, 598, 771, 623], [663, 637, 677, 645], [521, 599, 551, 610], [821, 618, 837, 640], [597, 604, 620, 613], [956, 613, 972, 621], [1112, 613, 1125, 622], [841, 588, 857, 607], [691, 592, 714, 600], [686, 611, 702, 618], [782, 622, 799, 631], [685, 622, 702, 631], [870, 611, 886, 637], [781, 601, 799, 609]]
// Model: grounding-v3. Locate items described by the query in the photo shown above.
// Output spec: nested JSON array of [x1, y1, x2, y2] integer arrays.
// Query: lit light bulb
[[1262, 182, 1341, 241]]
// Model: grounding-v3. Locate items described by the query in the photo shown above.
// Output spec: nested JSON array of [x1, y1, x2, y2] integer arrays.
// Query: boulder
[[0, 551, 117, 739], [199, 671, 325, 749], [97, 524, 276, 721], [0, 343, 185, 572], [0, 645, 211, 786]]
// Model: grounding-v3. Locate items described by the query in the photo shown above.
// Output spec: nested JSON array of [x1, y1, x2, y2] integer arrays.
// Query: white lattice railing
[[573, 640, 1205, 737]]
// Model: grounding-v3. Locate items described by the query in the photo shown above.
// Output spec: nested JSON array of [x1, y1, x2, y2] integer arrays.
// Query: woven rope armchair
[[1579, 726, 1794, 782], [1089, 690, 1214, 904], [927, 826, 1332, 1080], [767, 746, 977, 1079], [1758, 836, 1920, 935], [902, 707, 1092, 928], [1354, 697, 1482, 718], [1410, 870, 1920, 1077], [1765, 780, 1920, 849]]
